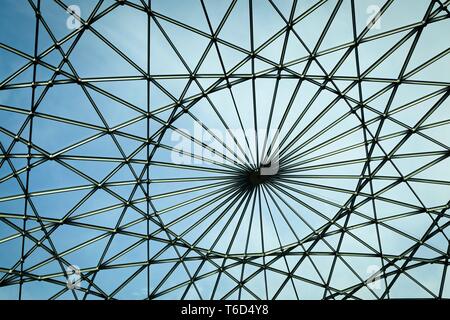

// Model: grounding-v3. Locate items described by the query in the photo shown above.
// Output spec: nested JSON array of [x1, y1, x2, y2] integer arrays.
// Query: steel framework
[[0, 0, 449, 299]]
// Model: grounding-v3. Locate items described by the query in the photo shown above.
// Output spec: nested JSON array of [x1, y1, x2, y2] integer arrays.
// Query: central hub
[[246, 168, 272, 186]]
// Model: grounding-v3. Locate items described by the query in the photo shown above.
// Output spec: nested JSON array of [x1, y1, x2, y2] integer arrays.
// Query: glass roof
[[0, 0, 449, 300]]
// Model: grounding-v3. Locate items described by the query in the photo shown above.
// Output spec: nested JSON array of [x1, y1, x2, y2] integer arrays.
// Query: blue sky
[[0, 0, 449, 300]]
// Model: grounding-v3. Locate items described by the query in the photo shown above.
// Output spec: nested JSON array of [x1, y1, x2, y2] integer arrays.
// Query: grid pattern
[[0, 0, 449, 300]]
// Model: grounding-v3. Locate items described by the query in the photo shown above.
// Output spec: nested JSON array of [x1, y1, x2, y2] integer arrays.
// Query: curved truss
[[0, 0, 449, 300]]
